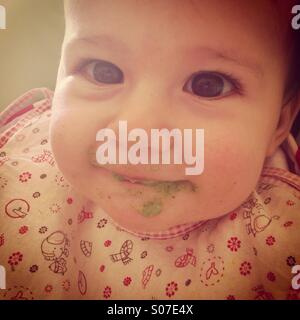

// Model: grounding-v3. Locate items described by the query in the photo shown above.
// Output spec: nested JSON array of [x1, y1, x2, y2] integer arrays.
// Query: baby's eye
[[82, 60, 124, 85], [183, 72, 238, 99]]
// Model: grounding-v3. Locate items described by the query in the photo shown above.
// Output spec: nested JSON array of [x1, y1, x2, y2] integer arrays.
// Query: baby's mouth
[[88, 148, 197, 193], [112, 172, 160, 185], [111, 171, 197, 194]]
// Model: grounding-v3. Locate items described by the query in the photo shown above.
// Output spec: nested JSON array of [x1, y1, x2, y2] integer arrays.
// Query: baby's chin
[[64, 166, 247, 233], [50, 139, 256, 233]]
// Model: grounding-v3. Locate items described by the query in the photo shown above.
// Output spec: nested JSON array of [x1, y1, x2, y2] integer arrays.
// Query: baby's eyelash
[[215, 71, 244, 95], [72, 59, 245, 96], [72, 58, 95, 74], [205, 70, 244, 95]]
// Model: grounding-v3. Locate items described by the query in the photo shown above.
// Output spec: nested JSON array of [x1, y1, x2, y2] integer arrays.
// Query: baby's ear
[[266, 91, 300, 157]]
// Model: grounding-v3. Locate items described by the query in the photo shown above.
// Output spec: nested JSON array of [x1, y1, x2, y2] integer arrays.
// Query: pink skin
[[50, 0, 295, 233]]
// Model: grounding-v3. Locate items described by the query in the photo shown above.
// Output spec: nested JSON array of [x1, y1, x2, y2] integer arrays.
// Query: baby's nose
[[107, 80, 173, 136]]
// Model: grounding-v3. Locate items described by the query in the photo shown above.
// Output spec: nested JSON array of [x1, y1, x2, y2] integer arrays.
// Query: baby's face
[[51, 0, 289, 232]]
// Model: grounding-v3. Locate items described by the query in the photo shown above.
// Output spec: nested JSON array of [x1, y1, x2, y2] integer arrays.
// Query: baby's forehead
[[64, 1, 274, 40], [63, 1, 285, 68], [65, 0, 291, 45]]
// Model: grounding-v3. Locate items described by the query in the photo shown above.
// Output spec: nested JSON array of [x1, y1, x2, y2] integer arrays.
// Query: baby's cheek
[[206, 141, 251, 177], [50, 111, 89, 180], [198, 137, 265, 213]]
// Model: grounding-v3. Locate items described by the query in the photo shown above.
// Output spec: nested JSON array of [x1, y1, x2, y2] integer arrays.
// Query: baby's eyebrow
[[210, 50, 264, 78], [65, 34, 129, 56], [66, 34, 264, 78], [183, 45, 264, 78]]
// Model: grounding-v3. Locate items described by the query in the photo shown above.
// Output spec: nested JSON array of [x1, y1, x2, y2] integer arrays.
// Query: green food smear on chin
[[112, 173, 126, 182], [140, 199, 162, 217], [142, 180, 197, 196], [112, 172, 197, 197]]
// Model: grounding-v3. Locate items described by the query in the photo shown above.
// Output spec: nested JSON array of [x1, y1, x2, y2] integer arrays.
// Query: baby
[[0, 0, 300, 300]]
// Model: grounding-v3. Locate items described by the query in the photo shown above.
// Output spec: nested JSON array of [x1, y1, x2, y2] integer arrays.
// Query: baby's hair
[[289, 31, 300, 98], [274, 0, 300, 135], [281, 1, 300, 103], [290, 29, 300, 136], [268, 0, 299, 101]]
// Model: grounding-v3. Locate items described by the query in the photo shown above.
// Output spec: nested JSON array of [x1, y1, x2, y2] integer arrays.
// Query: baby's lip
[[94, 165, 198, 192], [106, 168, 182, 185], [110, 170, 198, 192], [110, 170, 198, 195], [93, 162, 181, 184], [112, 172, 164, 185], [88, 145, 188, 181]]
